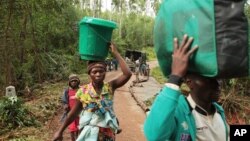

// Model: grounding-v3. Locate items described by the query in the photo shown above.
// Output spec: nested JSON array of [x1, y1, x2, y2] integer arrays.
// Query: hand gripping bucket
[[79, 17, 117, 61]]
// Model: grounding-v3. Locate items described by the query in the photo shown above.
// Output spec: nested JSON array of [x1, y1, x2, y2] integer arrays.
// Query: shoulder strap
[[62, 88, 69, 104], [185, 97, 193, 112]]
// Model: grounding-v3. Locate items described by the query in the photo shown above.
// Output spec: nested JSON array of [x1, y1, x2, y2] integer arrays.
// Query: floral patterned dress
[[76, 82, 118, 141]]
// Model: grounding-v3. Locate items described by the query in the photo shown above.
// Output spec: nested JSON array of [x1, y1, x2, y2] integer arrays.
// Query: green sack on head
[[154, 0, 249, 78]]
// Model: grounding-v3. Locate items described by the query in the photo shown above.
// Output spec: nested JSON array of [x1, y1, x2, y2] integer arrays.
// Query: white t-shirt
[[187, 95, 227, 141]]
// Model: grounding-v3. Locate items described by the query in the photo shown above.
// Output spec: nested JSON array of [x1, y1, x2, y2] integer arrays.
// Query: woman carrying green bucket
[[53, 43, 132, 141]]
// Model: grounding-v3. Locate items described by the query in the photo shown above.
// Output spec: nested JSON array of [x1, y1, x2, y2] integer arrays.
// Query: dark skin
[[70, 132, 78, 141], [64, 80, 80, 112], [185, 74, 220, 115], [52, 43, 132, 141], [69, 80, 79, 89], [67, 80, 80, 141], [171, 34, 220, 115]]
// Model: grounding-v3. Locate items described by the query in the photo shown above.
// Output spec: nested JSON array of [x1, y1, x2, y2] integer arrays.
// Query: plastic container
[[154, 0, 249, 78], [79, 17, 117, 61]]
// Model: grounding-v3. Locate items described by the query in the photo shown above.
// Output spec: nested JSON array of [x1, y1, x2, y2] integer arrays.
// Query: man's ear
[[184, 77, 193, 89], [186, 79, 192, 86]]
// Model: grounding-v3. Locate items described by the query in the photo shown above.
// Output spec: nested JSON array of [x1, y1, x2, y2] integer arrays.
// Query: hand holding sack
[[154, 0, 249, 78]]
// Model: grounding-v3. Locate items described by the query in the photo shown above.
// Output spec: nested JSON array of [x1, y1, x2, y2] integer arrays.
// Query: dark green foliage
[[0, 96, 36, 134], [0, 0, 156, 93], [112, 14, 154, 51], [0, 0, 81, 91]]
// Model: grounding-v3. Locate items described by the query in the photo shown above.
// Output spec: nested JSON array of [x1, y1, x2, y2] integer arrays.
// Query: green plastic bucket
[[79, 17, 117, 61]]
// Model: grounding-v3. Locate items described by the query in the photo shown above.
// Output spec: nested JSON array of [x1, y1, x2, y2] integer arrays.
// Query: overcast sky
[[101, 0, 112, 11]]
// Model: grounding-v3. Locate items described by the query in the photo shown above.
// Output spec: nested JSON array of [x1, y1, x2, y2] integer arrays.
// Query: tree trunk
[[4, 0, 14, 86], [119, 0, 123, 38], [28, 4, 43, 83]]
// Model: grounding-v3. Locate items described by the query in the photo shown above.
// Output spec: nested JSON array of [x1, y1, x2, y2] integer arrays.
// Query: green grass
[[142, 47, 157, 61], [150, 66, 189, 91], [0, 73, 89, 140], [150, 67, 167, 84]]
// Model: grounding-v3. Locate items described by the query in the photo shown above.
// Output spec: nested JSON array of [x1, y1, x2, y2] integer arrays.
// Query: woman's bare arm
[[109, 43, 132, 91]]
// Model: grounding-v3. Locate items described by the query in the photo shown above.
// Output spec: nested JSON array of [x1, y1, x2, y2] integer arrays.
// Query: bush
[[0, 96, 36, 133]]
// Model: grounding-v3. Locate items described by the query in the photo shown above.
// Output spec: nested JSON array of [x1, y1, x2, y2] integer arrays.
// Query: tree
[[0, 0, 81, 93]]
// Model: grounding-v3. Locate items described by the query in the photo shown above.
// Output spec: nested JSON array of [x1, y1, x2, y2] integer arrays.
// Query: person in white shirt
[[144, 34, 229, 141]]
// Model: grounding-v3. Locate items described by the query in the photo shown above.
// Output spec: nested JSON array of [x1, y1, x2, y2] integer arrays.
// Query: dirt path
[[105, 70, 146, 141], [106, 60, 158, 141], [147, 60, 158, 69], [48, 110, 71, 141]]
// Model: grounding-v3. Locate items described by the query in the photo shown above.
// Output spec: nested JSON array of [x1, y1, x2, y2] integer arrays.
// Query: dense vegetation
[[0, 0, 85, 94], [0, 0, 250, 140], [0, 0, 156, 94]]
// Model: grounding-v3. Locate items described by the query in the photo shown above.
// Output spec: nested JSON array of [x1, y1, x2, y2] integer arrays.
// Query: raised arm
[[109, 42, 132, 90], [144, 35, 198, 140]]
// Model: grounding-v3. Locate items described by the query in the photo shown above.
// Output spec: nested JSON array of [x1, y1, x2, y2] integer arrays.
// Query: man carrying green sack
[[144, 35, 229, 141]]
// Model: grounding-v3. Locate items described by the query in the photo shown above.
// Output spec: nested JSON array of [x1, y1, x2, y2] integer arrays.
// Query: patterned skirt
[[98, 127, 115, 141]]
